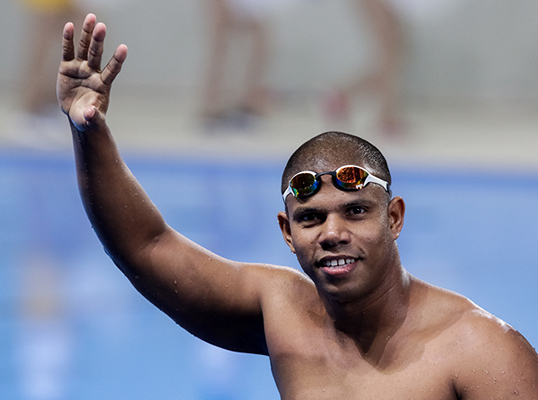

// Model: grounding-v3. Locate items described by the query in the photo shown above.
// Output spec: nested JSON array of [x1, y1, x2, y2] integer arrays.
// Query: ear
[[278, 211, 296, 254], [387, 196, 405, 240]]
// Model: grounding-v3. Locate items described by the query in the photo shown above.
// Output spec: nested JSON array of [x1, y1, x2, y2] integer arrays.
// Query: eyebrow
[[343, 199, 377, 208]]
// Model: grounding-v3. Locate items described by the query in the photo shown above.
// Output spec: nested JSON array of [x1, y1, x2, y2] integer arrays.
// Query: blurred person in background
[[200, 0, 279, 131], [323, 0, 404, 135], [12, 0, 82, 148]]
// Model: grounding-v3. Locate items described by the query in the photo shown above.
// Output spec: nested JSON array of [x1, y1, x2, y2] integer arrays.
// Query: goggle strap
[[365, 174, 390, 192], [282, 186, 293, 200]]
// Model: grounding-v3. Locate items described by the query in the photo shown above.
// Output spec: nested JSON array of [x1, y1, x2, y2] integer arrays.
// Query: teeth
[[324, 258, 355, 267]]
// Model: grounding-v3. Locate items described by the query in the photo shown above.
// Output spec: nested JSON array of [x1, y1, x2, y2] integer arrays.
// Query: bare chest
[[269, 350, 458, 399], [265, 322, 457, 400]]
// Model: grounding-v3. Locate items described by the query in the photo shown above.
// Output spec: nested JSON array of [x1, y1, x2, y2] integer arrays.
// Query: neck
[[323, 267, 413, 357]]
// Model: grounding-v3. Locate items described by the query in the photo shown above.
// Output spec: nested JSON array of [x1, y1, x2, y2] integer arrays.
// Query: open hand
[[57, 13, 127, 131]]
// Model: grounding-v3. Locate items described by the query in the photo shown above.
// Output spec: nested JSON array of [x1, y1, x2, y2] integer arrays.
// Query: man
[[58, 14, 538, 399]]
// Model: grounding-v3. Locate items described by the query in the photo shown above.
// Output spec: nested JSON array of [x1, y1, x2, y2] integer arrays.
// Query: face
[[278, 168, 405, 303]]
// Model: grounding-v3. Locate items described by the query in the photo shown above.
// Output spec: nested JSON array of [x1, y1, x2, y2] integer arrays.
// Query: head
[[281, 131, 392, 205], [278, 132, 405, 302]]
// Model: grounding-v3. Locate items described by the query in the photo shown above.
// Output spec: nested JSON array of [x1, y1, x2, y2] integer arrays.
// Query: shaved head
[[281, 131, 392, 194]]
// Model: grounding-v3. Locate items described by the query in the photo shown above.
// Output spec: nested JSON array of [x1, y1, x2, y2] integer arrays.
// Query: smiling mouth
[[323, 258, 356, 268], [319, 258, 358, 277]]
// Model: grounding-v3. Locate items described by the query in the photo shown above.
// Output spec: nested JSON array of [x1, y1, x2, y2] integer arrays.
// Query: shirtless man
[[57, 14, 538, 399]]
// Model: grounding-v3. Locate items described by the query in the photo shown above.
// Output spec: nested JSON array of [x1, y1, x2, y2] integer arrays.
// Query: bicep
[[124, 226, 270, 354]]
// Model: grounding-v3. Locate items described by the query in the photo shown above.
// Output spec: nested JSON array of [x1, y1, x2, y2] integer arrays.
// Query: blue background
[[1, 151, 537, 399]]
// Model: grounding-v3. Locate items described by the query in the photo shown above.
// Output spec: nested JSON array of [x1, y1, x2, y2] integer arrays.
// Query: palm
[[57, 14, 127, 131], [58, 60, 108, 128]]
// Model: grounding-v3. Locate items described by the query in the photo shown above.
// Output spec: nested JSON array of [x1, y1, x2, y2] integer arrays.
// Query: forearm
[[70, 119, 167, 271]]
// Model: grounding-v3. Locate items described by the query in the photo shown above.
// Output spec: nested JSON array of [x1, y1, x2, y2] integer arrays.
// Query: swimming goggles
[[282, 165, 391, 201]]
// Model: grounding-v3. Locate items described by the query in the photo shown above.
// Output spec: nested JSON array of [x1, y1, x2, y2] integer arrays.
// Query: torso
[[261, 272, 479, 400]]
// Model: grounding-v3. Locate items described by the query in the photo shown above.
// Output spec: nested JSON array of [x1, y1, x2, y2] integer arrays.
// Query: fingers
[[66, 13, 127, 86], [101, 44, 128, 86], [76, 13, 96, 61], [87, 23, 107, 70], [78, 14, 108, 72], [62, 22, 75, 61], [64, 14, 103, 67]]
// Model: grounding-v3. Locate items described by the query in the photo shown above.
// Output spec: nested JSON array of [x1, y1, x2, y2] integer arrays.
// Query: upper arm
[[122, 225, 282, 355], [453, 311, 538, 399]]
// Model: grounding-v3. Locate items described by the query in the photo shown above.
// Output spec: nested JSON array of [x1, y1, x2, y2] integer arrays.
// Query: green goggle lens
[[290, 173, 319, 197]]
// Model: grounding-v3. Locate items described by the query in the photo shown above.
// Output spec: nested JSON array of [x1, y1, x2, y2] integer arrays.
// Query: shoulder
[[451, 306, 538, 397], [244, 262, 316, 298], [413, 280, 538, 397], [248, 263, 321, 313], [257, 263, 317, 298], [413, 279, 533, 355]]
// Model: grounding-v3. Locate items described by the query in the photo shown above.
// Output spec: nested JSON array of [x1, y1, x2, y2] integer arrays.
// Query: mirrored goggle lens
[[290, 172, 319, 197], [335, 166, 368, 189]]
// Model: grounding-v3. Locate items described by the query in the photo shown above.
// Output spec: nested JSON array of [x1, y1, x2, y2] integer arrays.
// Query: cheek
[[292, 245, 315, 279], [290, 225, 317, 248], [291, 237, 314, 261], [359, 221, 393, 253], [289, 229, 318, 267]]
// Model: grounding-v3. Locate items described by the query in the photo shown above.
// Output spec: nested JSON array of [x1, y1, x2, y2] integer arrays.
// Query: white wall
[[2, 0, 538, 100]]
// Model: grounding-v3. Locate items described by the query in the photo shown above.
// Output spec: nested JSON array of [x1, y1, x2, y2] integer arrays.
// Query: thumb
[[84, 106, 105, 129], [71, 105, 105, 131]]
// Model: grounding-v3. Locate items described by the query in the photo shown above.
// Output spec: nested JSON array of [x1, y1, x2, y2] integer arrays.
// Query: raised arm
[[57, 14, 270, 354]]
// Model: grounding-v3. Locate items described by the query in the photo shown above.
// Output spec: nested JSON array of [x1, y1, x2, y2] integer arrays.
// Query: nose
[[318, 214, 351, 250]]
